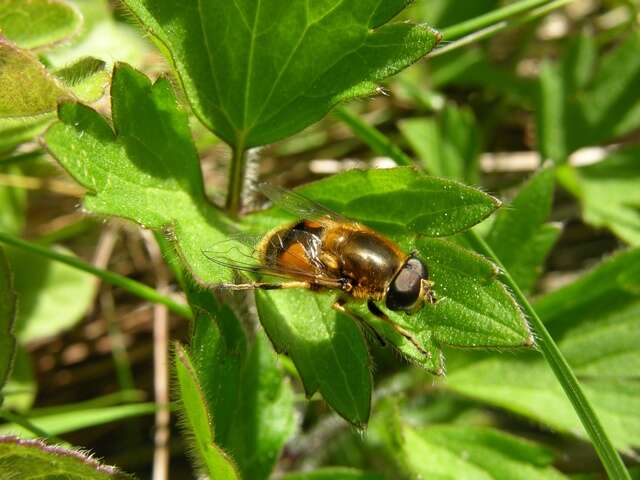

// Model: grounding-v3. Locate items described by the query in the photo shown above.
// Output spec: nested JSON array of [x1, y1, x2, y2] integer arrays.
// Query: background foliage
[[1, 0, 639, 478]]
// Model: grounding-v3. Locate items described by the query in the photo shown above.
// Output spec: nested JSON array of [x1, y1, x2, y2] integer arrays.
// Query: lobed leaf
[[0, 246, 16, 406], [174, 343, 240, 480], [0, 436, 131, 479], [413, 238, 533, 349], [0, 38, 68, 118], [121, 0, 441, 147], [45, 63, 235, 284], [0, 0, 82, 50], [486, 167, 560, 292], [291, 167, 500, 237], [256, 289, 372, 427], [446, 248, 640, 454]]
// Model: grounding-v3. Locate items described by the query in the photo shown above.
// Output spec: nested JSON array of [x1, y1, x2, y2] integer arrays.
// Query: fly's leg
[[215, 281, 311, 291], [367, 300, 431, 358], [333, 298, 386, 347]]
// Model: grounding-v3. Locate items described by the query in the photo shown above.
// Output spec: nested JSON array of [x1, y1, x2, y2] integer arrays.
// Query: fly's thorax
[[325, 225, 405, 298]]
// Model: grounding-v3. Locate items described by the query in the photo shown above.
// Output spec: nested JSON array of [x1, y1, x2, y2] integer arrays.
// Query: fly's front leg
[[367, 300, 431, 358], [216, 281, 311, 291], [333, 298, 386, 347]]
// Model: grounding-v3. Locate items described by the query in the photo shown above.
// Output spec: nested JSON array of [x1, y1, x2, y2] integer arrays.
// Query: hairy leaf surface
[[122, 0, 440, 147]]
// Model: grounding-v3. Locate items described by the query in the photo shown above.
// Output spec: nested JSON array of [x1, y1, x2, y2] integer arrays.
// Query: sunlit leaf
[[256, 289, 372, 427], [0, 0, 82, 50], [54, 57, 109, 102], [6, 245, 95, 343], [487, 167, 560, 292], [0, 436, 131, 479], [558, 148, 640, 245], [174, 343, 240, 480], [121, 0, 441, 147], [446, 248, 640, 454], [398, 425, 568, 479], [0, 38, 68, 118], [398, 104, 480, 184], [45, 63, 234, 284]]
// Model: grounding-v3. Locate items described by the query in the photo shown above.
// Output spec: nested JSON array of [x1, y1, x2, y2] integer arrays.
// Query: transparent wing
[[258, 183, 351, 223], [203, 231, 343, 288]]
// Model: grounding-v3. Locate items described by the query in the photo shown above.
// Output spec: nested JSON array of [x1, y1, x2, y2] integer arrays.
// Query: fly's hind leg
[[333, 298, 386, 347], [367, 300, 431, 358], [216, 281, 311, 291]]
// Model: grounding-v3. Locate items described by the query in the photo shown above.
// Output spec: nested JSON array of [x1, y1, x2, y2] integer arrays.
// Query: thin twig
[[143, 231, 171, 480]]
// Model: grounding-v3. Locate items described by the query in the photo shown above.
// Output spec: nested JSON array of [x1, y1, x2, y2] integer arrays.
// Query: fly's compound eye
[[385, 257, 429, 312]]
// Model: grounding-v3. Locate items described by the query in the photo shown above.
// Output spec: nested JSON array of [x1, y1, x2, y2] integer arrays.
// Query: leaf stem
[[431, 0, 577, 58], [465, 231, 631, 480], [441, 0, 554, 40], [0, 231, 193, 321], [333, 108, 413, 166], [226, 143, 248, 218]]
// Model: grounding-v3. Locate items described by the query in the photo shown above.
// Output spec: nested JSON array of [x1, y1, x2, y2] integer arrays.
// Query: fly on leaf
[[205, 185, 436, 354]]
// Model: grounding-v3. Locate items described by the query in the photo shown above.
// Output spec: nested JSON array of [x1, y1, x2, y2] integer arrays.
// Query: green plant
[[1, 0, 639, 479]]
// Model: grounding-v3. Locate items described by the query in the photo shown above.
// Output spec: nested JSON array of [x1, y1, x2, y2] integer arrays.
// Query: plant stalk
[[226, 143, 248, 218], [442, 0, 558, 40], [465, 231, 631, 480], [0, 231, 193, 321], [432, 0, 577, 58]]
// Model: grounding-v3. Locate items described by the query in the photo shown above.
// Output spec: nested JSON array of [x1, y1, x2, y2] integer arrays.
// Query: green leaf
[[557, 148, 640, 245], [398, 104, 480, 184], [0, 166, 27, 233], [486, 167, 560, 292], [54, 57, 109, 102], [0, 436, 131, 479], [174, 244, 295, 480], [398, 425, 567, 480], [0, 346, 35, 412], [174, 343, 240, 480], [536, 61, 567, 164], [6, 245, 95, 343], [291, 167, 500, 237], [0, 38, 68, 118], [413, 238, 533, 349], [536, 31, 640, 161], [446, 248, 640, 454], [228, 332, 296, 480], [0, 246, 16, 406], [0, 0, 82, 50], [45, 63, 235, 284], [189, 293, 247, 447], [256, 289, 372, 427], [0, 403, 156, 437], [0, 115, 52, 152], [281, 468, 384, 480], [121, 0, 441, 147]]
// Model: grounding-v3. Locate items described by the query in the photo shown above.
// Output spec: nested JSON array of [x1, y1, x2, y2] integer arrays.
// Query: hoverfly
[[207, 184, 436, 353]]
